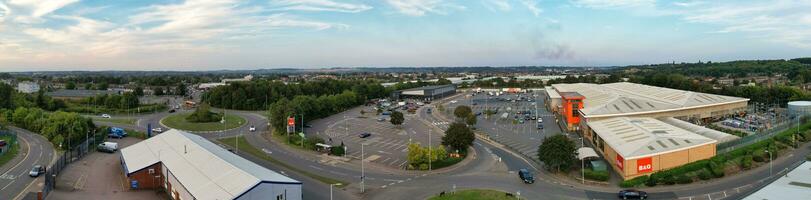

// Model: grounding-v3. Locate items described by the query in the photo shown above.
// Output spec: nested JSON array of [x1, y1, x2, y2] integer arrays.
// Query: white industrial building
[[120, 129, 302, 200], [16, 81, 40, 94]]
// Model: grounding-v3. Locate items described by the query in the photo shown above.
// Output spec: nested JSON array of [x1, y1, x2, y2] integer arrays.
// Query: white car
[[249, 126, 256, 132], [449, 100, 457, 104], [538, 118, 543, 123], [101, 114, 111, 118], [151, 128, 163, 133]]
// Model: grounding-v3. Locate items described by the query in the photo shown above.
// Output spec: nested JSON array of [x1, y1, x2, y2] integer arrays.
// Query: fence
[[40, 132, 104, 199], [0, 129, 17, 157], [717, 115, 806, 153]]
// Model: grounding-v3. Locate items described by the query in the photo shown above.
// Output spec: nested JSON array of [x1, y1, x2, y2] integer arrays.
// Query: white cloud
[[386, 0, 465, 16], [571, 0, 655, 9], [0, 2, 10, 22], [482, 0, 511, 12], [8, 0, 79, 18], [271, 0, 372, 13], [519, 0, 542, 16]]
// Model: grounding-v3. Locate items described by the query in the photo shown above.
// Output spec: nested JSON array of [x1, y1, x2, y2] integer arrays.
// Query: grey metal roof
[[400, 84, 455, 92], [587, 117, 717, 159]]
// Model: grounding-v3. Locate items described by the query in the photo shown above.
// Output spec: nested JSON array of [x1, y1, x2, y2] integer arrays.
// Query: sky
[[0, 0, 810, 71]]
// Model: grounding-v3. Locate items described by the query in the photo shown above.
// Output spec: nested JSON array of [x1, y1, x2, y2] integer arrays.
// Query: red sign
[[637, 157, 653, 173], [287, 117, 295, 126], [616, 154, 624, 170]]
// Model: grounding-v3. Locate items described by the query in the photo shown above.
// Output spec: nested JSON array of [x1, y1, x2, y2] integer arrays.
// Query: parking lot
[[311, 105, 442, 170], [441, 90, 566, 161], [47, 137, 165, 200]]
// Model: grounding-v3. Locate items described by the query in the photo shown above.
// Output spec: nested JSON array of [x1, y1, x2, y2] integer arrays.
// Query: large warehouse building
[[546, 82, 749, 179], [391, 84, 456, 101], [120, 130, 302, 200]]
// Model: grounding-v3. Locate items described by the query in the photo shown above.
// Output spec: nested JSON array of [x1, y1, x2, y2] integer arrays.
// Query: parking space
[[46, 137, 165, 200], [316, 109, 441, 170]]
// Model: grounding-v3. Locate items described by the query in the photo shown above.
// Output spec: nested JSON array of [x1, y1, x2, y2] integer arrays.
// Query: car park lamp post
[[580, 137, 584, 184], [361, 143, 365, 193], [330, 183, 342, 200], [765, 150, 772, 176]]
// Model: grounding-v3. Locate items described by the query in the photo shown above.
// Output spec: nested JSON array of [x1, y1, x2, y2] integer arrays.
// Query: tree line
[[203, 79, 388, 110], [630, 73, 809, 105], [0, 107, 95, 150]]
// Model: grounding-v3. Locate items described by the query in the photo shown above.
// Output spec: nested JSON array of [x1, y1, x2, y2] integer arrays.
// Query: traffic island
[[428, 189, 522, 200], [161, 113, 246, 132]]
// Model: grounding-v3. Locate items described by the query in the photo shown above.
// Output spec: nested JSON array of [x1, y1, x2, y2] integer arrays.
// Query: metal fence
[[717, 115, 806, 153], [40, 134, 102, 199], [0, 129, 17, 157]]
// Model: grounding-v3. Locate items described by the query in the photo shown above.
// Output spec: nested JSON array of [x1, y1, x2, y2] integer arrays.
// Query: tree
[[134, 86, 144, 96], [96, 83, 109, 90], [186, 103, 221, 123], [154, 87, 165, 95], [454, 105, 472, 119], [0, 83, 13, 109], [390, 111, 404, 126], [441, 122, 475, 151], [407, 143, 427, 168], [65, 82, 76, 90], [465, 114, 477, 126], [176, 84, 187, 96], [84, 83, 92, 90], [537, 134, 576, 172]]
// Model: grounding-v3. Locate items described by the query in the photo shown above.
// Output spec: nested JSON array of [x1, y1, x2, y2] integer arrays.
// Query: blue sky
[[0, 0, 810, 71]]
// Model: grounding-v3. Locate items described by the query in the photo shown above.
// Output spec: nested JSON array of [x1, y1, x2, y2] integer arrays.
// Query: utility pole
[[429, 127, 432, 171], [361, 143, 365, 193], [765, 149, 773, 176]]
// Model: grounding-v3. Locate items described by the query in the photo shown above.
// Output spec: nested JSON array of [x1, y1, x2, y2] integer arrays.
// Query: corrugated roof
[[120, 130, 300, 200], [552, 82, 748, 117], [545, 86, 561, 99], [400, 84, 455, 92], [588, 117, 716, 159]]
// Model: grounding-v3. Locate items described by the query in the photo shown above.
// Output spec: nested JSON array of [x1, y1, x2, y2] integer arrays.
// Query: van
[[97, 142, 119, 153]]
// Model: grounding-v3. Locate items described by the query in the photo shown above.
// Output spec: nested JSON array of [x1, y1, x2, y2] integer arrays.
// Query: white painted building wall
[[236, 182, 303, 200]]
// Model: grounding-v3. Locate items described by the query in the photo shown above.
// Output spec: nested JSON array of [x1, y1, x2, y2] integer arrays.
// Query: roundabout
[[160, 113, 247, 132]]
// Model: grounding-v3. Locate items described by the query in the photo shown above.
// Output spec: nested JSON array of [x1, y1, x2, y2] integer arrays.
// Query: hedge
[[584, 169, 609, 181], [620, 175, 648, 188]]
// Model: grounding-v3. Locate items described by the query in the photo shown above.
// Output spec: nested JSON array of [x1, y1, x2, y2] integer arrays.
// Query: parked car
[[151, 127, 163, 133], [618, 189, 648, 199], [29, 165, 45, 177], [108, 127, 127, 138], [377, 118, 386, 122], [168, 109, 176, 113], [449, 100, 457, 104], [537, 124, 544, 129], [538, 118, 543, 123], [426, 108, 432, 113], [518, 169, 534, 184], [249, 126, 256, 132], [358, 132, 372, 138], [97, 142, 119, 153], [101, 114, 111, 118]]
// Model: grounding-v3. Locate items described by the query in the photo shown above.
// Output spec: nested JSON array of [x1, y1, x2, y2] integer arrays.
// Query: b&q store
[[546, 82, 748, 180]]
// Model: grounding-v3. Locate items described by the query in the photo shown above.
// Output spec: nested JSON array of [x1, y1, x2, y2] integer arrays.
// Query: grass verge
[[428, 189, 518, 200], [93, 117, 137, 125], [162, 113, 246, 132], [0, 135, 19, 168], [218, 136, 348, 188]]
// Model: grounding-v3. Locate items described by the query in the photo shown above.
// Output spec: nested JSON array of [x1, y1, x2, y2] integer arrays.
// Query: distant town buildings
[[16, 81, 40, 93], [197, 74, 253, 90]]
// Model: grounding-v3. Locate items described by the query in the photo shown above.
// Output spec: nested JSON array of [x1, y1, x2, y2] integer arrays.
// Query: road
[[104, 92, 811, 200], [0, 127, 56, 200]]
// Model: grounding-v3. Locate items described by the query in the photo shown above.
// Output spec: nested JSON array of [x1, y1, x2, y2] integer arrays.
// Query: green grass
[[162, 113, 246, 132], [0, 135, 19, 168], [428, 189, 518, 200], [218, 136, 348, 188], [93, 117, 137, 125]]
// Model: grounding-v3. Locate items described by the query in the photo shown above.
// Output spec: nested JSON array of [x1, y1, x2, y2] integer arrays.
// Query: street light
[[330, 183, 342, 200], [765, 149, 773, 176], [580, 137, 584, 184], [361, 143, 365, 193]]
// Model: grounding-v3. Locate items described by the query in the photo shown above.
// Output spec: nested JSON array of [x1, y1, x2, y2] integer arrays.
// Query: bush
[[676, 174, 693, 184], [304, 137, 325, 150], [752, 150, 766, 162], [807, 154, 811, 161], [741, 155, 753, 169], [620, 175, 648, 188], [419, 163, 429, 170], [698, 169, 712, 180], [709, 160, 725, 178], [583, 169, 609, 181], [330, 144, 345, 156], [186, 103, 221, 123]]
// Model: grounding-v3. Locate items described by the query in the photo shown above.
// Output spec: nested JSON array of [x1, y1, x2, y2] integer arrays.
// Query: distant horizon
[[1, 0, 809, 71]]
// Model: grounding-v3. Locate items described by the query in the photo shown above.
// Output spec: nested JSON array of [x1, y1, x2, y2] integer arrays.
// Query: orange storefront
[[559, 92, 584, 131]]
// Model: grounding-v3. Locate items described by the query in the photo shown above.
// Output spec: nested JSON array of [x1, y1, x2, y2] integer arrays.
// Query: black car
[[359, 132, 372, 138], [168, 109, 176, 113], [518, 169, 534, 184], [618, 189, 648, 199]]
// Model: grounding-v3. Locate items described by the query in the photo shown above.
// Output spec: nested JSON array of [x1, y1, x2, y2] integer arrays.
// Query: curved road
[[0, 127, 56, 200]]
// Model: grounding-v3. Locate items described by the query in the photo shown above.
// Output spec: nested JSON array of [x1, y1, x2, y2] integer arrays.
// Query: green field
[[428, 189, 519, 200], [218, 136, 348, 188], [93, 117, 137, 125], [0, 135, 19, 168], [162, 113, 246, 132]]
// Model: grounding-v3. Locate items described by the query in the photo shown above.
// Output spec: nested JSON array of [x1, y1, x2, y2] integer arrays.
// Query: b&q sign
[[287, 117, 295, 127], [616, 154, 624, 170], [637, 157, 653, 173]]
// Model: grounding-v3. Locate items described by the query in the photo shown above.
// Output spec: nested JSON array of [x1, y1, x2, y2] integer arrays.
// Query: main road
[[0, 127, 56, 200]]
